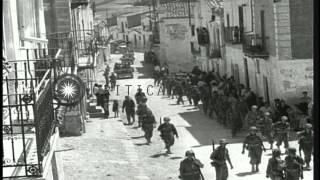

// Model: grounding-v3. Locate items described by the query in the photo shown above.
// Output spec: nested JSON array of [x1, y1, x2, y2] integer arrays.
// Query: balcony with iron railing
[[242, 34, 269, 58], [2, 48, 66, 178], [224, 26, 242, 44]]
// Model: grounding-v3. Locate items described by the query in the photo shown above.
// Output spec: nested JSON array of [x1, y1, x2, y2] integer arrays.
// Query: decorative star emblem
[[59, 81, 78, 99]]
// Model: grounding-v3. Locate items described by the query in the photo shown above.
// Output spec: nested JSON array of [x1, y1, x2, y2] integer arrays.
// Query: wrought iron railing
[[242, 33, 269, 58], [224, 26, 242, 44], [2, 49, 65, 178]]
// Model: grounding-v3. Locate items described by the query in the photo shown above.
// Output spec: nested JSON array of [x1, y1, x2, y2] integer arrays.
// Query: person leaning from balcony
[[122, 96, 136, 125]]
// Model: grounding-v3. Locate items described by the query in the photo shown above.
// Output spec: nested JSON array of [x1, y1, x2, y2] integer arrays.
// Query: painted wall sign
[[160, 1, 195, 18], [165, 24, 188, 40]]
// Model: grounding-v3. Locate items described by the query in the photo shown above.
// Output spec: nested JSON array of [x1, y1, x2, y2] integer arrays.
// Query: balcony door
[[244, 58, 250, 88], [238, 6, 244, 41]]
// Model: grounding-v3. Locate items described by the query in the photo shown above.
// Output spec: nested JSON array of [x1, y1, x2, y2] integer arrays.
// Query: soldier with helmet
[[244, 105, 260, 129], [242, 126, 266, 172], [140, 109, 156, 144], [266, 149, 285, 180], [273, 116, 290, 150], [284, 147, 304, 180], [135, 88, 147, 105], [157, 117, 178, 154], [259, 112, 274, 150], [179, 150, 204, 180], [297, 123, 313, 169], [210, 139, 233, 180]]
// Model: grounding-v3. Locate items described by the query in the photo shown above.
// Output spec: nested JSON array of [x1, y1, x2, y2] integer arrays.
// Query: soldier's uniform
[[243, 126, 266, 172], [136, 103, 148, 127], [273, 116, 290, 149], [175, 82, 184, 105], [179, 150, 204, 180], [208, 91, 219, 118], [158, 117, 178, 153], [122, 96, 136, 124], [266, 149, 285, 180], [199, 85, 210, 114], [297, 124, 313, 168], [244, 106, 260, 129], [284, 148, 304, 180], [141, 110, 156, 144], [260, 112, 274, 149], [185, 82, 193, 105], [135, 89, 147, 105], [210, 139, 233, 180], [191, 86, 201, 107]]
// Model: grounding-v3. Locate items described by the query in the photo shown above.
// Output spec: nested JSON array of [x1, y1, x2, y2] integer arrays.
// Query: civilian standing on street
[[122, 96, 136, 125], [242, 126, 266, 172], [102, 86, 110, 118], [112, 100, 119, 118], [158, 117, 178, 154], [210, 139, 233, 180], [93, 83, 99, 105], [179, 150, 204, 180]]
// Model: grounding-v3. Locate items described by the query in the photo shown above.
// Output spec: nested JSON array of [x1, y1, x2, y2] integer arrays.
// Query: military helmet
[[281, 116, 288, 121], [185, 150, 195, 156], [287, 147, 296, 154], [305, 123, 312, 129], [249, 126, 258, 131], [219, 139, 228, 145], [272, 149, 281, 157], [264, 112, 271, 116], [163, 117, 170, 122], [252, 105, 258, 109]]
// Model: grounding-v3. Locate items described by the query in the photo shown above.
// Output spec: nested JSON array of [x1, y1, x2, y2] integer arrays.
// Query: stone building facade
[[223, 0, 313, 104]]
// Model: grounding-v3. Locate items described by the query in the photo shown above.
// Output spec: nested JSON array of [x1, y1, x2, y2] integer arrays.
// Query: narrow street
[[60, 51, 314, 180]]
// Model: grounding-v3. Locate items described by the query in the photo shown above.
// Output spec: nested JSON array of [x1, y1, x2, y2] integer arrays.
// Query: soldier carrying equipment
[[179, 150, 204, 180], [210, 139, 233, 180], [284, 147, 304, 180], [158, 117, 178, 154]]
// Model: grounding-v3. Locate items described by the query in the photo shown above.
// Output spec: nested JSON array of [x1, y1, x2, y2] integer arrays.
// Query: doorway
[[263, 76, 270, 103], [244, 58, 250, 88]]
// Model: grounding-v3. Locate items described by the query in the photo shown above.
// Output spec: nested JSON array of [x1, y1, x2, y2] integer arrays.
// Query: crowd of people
[[94, 60, 313, 180]]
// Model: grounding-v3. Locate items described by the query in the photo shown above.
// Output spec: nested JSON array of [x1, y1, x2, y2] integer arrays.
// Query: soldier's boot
[[166, 147, 171, 154], [306, 163, 310, 169], [256, 164, 259, 172], [146, 138, 151, 144], [251, 165, 255, 172]]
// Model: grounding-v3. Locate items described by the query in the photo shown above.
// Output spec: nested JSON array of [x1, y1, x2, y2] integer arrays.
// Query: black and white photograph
[[2, 0, 317, 180]]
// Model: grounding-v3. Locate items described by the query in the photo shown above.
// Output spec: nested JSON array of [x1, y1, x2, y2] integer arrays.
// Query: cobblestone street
[[60, 51, 314, 180]]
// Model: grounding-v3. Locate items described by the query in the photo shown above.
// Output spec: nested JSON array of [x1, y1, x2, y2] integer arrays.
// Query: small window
[[191, 25, 195, 36]]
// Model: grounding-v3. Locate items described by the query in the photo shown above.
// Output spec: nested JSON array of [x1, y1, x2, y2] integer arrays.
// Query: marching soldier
[[175, 81, 184, 105], [244, 105, 260, 130], [297, 123, 313, 169], [141, 109, 156, 144], [284, 147, 304, 180], [191, 85, 201, 107], [266, 149, 285, 180], [122, 96, 136, 125], [135, 88, 147, 105], [273, 116, 290, 150], [242, 126, 266, 172], [260, 112, 274, 150], [158, 117, 178, 154], [179, 150, 204, 180], [136, 102, 148, 127], [185, 81, 193, 105], [210, 139, 233, 180]]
